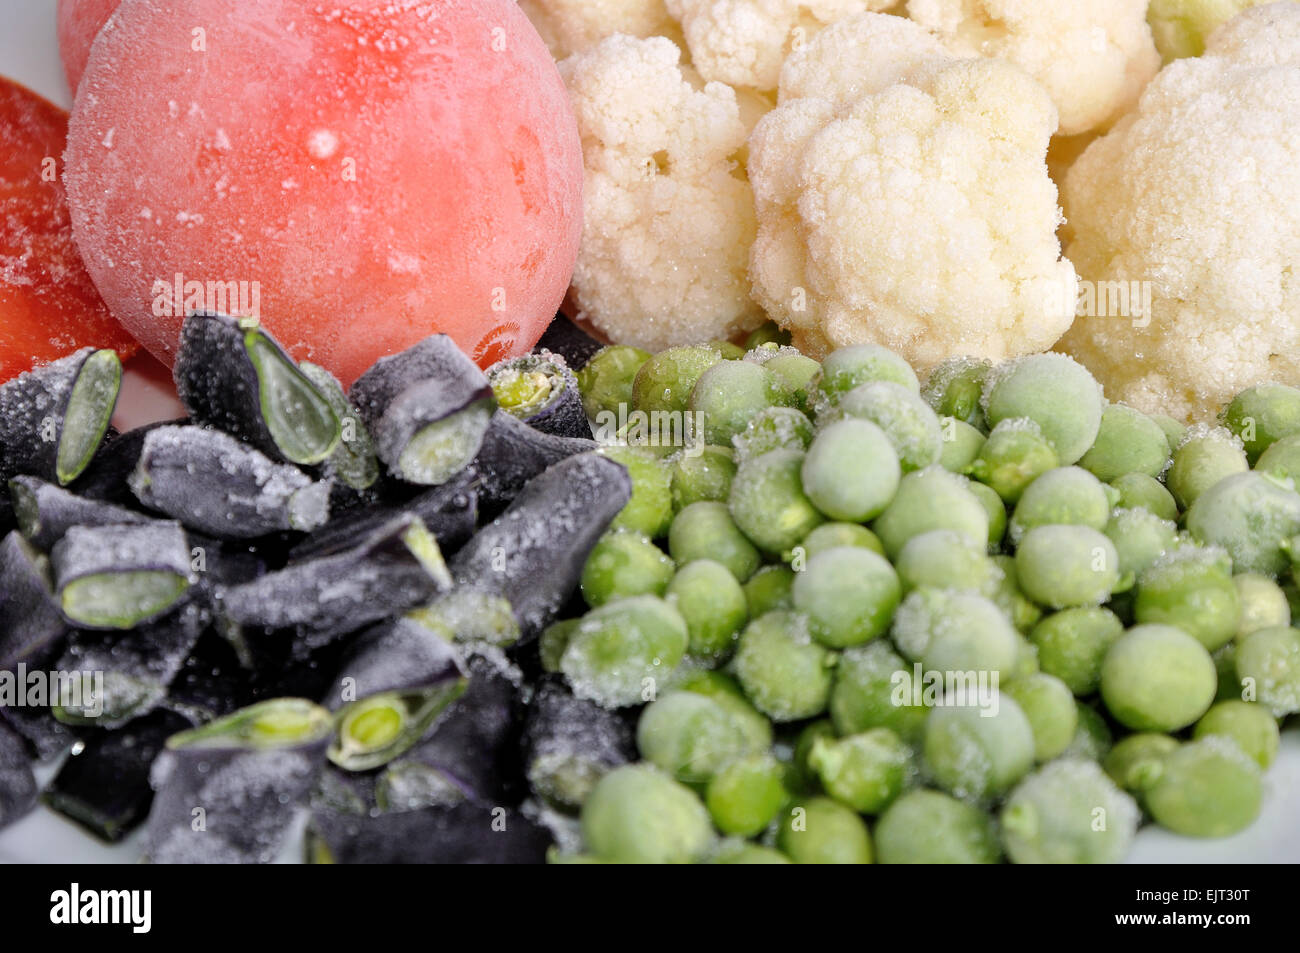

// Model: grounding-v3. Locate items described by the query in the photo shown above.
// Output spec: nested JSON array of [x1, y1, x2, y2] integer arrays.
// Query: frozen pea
[[1110, 472, 1178, 522], [798, 522, 885, 560], [874, 789, 1000, 864], [539, 618, 579, 673], [968, 417, 1059, 503], [895, 529, 1000, 595], [1165, 425, 1248, 510], [637, 691, 758, 784], [1008, 466, 1113, 544], [689, 360, 786, 446], [800, 418, 901, 522], [892, 588, 1020, 677], [1214, 643, 1241, 702], [922, 357, 992, 429], [818, 344, 919, 402], [580, 764, 714, 863], [830, 641, 929, 745], [788, 719, 837, 795], [983, 353, 1104, 465], [665, 559, 748, 661], [1135, 548, 1239, 651], [1234, 625, 1300, 717], [1193, 700, 1279, 769], [808, 728, 911, 814], [1077, 404, 1170, 481], [744, 321, 790, 350], [1030, 607, 1124, 696], [1221, 381, 1300, 463], [1105, 507, 1178, 578], [577, 345, 651, 419], [1063, 703, 1113, 762], [1150, 413, 1186, 451], [922, 696, 1036, 803], [1015, 525, 1122, 609], [836, 381, 943, 472], [1011, 632, 1041, 682], [990, 554, 1044, 633], [599, 445, 673, 538], [560, 596, 690, 709], [1255, 433, 1300, 482], [730, 406, 813, 463], [728, 449, 824, 555], [792, 547, 901, 649], [708, 841, 792, 864], [580, 529, 675, 608], [749, 347, 821, 414], [1103, 733, 1179, 797], [705, 754, 788, 837], [732, 610, 836, 722], [1100, 624, 1217, 731], [1000, 760, 1139, 864], [1234, 573, 1291, 638], [1144, 737, 1263, 838], [1186, 470, 1300, 575], [671, 670, 772, 751], [668, 501, 761, 582], [631, 345, 722, 415], [668, 445, 736, 511], [1003, 673, 1078, 762], [873, 466, 989, 559], [743, 565, 795, 617], [779, 796, 873, 864], [939, 416, 985, 473], [967, 481, 1007, 550]]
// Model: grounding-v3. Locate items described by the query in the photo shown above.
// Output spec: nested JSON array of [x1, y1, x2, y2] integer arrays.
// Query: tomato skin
[[65, 0, 583, 386], [57, 0, 121, 93], [0, 75, 136, 383]]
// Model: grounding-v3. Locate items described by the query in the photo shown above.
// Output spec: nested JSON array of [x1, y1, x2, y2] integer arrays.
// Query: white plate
[[1, 1, 1297, 864]]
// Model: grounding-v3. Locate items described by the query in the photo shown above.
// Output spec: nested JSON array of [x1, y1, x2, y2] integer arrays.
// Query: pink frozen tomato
[[65, 0, 583, 384], [57, 0, 121, 92]]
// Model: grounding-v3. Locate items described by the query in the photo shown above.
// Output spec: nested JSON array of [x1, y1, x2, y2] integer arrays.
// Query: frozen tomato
[[57, 0, 121, 93]]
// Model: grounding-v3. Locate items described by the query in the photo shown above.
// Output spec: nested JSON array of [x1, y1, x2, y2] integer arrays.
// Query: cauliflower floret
[[1147, 0, 1276, 61], [518, 0, 683, 60], [906, 0, 1160, 136], [561, 35, 766, 352], [748, 13, 1076, 366], [665, 0, 902, 93], [1060, 2, 1300, 421]]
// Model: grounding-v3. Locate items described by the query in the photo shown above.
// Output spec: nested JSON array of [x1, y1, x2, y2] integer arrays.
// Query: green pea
[[730, 406, 813, 463], [818, 344, 919, 403], [1234, 573, 1291, 638], [598, 445, 673, 538], [1135, 548, 1239, 651], [580, 529, 675, 608], [577, 345, 651, 419], [989, 554, 1044, 632], [665, 559, 748, 661], [1255, 433, 1300, 482], [892, 588, 1020, 677], [1077, 404, 1171, 481], [835, 381, 943, 471], [1144, 738, 1263, 838], [791, 547, 901, 649], [1110, 472, 1179, 522], [968, 480, 1008, 550], [560, 596, 689, 709], [743, 565, 795, 617], [778, 796, 873, 864], [967, 417, 1059, 503], [1186, 471, 1300, 575], [728, 449, 825, 555], [668, 445, 736, 511], [708, 340, 746, 360], [637, 691, 759, 784], [1008, 466, 1113, 544], [1063, 703, 1113, 762], [1015, 524, 1122, 609], [1165, 425, 1249, 510], [688, 359, 786, 446], [705, 753, 788, 837], [668, 501, 762, 582], [1213, 643, 1241, 702], [1221, 381, 1300, 463], [808, 728, 910, 814], [895, 529, 1000, 595], [1000, 760, 1139, 864], [801, 418, 901, 522], [708, 841, 792, 864], [1100, 624, 1217, 731], [539, 618, 579, 674], [922, 696, 1036, 803], [798, 522, 885, 560], [789, 719, 837, 794], [1234, 625, 1300, 716], [732, 610, 836, 722], [830, 641, 929, 744], [744, 321, 791, 350], [671, 669, 773, 751], [874, 788, 1000, 864], [939, 416, 985, 473], [1003, 673, 1078, 762], [922, 357, 992, 429], [1193, 700, 1280, 769], [580, 764, 715, 863], [631, 345, 722, 415], [1103, 733, 1179, 797], [1105, 507, 1178, 578], [752, 348, 821, 413], [1150, 413, 1186, 452], [983, 353, 1104, 465], [1030, 607, 1124, 696], [873, 466, 989, 559]]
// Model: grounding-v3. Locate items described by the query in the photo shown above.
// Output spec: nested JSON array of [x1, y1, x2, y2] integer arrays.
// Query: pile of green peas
[[550, 325, 1300, 863]]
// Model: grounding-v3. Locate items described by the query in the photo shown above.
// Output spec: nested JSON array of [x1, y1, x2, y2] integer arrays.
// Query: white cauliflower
[[665, 0, 902, 92], [747, 13, 1077, 367], [560, 35, 766, 352], [518, 0, 683, 59], [1060, 2, 1300, 421], [906, 0, 1160, 136]]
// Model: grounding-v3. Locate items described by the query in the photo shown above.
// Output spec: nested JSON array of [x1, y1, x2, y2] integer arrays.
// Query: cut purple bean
[[0, 718, 37, 831], [0, 531, 66, 670], [487, 349, 592, 439], [521, 677, 634, 810], [298, 361, 379, 490], [9, 475, 152, 550], [472, 410, 599, 508]]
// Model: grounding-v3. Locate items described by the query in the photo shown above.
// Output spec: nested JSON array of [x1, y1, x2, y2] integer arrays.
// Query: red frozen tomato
[[65, 0, 583, 385], [57, 0, 121, 92]]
